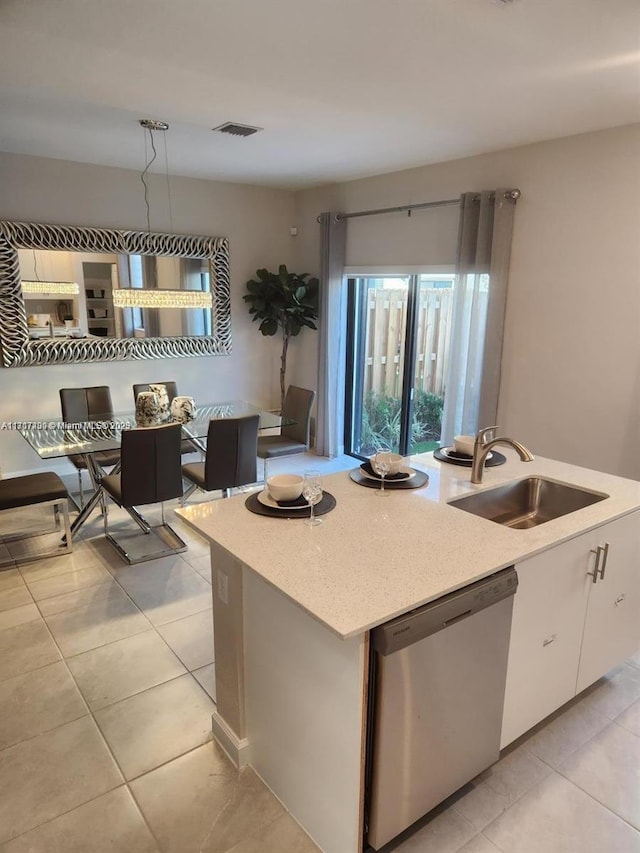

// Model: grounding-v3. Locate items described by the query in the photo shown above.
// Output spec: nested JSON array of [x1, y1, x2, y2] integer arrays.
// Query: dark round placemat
[[245, 490, 336, 519], [349, 468, 429, 490], [434, 447, 507, 467], [359, 460, 413, 482]]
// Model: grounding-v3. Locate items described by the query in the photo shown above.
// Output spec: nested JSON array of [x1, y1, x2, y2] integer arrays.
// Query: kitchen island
[[176, 451, 640, 853]]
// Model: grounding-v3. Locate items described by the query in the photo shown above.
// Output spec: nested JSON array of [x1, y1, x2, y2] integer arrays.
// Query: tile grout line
[[1, 553, 210, 849], [459, 767, 558, 846], [37, 537, 216, 719], [476, 830, 509, 853], [0, 600, 129, 845], [611, 715, 640, 737], [123, 739, 234, 853], [524, 701, 640, 774], [26, 579, 124, 618], [471, 733, 640, 847], [450, 751, 554, 837], [0, 520, 218, 849], [549, 720, 640, 833], [553, 767, 640, 835]]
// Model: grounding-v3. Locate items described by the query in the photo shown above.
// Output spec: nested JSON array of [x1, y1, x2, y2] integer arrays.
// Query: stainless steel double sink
[[449, 477, 608, 529]]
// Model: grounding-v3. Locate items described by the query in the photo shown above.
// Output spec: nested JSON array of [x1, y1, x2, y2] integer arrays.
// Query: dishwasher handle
[[372, 566, 517, 656], [443, 609, 473, 627]]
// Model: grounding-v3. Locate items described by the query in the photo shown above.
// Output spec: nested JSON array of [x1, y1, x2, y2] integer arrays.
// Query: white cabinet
[[502, 510, 640, 748], [576, 512, 640, 692], [501, 533, 592, 747]]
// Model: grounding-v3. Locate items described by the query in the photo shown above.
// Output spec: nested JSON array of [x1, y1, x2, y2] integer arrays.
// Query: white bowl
[[454, 435, 476, 456], [369, 452, 404, 475], [267, 474, 304, 502]]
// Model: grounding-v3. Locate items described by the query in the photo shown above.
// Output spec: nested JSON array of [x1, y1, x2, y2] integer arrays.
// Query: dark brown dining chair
[[101, 423, 186, 564], [132, 381, 179, 404], [182, 414, 259, 502], [59, 386, 121, 508], [257, 385, 315, 481]]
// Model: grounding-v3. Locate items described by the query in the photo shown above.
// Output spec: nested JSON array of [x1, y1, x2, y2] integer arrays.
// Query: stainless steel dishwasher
[[365, 567, 518, 851]]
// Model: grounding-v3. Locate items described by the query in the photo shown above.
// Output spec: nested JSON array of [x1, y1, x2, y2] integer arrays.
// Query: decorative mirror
[[0, 221, 232, 367]]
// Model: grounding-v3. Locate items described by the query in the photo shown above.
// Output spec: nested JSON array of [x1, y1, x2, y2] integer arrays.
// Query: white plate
[[257, 490, 309, 511], [441, 447, 493, 462], [360, 465, 416, 482]]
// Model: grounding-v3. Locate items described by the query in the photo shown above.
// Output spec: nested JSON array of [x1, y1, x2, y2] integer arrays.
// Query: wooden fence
[[364, 287, 453, 399]]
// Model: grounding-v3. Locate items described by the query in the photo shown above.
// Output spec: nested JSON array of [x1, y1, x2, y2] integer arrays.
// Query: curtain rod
[[320, 189, 521, 222], [335, 197, 459, 221]]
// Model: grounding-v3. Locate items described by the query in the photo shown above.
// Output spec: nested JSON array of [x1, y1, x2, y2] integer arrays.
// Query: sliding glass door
[[345, 273, 454, 458]]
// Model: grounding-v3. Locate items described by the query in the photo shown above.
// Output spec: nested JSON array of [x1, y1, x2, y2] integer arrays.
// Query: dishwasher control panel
[[371, 566, 517, 655]]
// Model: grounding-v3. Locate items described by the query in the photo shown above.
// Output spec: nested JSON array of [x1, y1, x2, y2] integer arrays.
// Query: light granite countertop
[[176, 452, 640, 639]]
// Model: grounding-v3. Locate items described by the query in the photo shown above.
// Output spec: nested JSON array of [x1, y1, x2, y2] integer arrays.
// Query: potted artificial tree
[[244, 265, 319, 411]]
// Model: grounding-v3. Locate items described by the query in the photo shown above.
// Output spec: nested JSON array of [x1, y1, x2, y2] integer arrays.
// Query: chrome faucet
[[471, 426, 534, 484]]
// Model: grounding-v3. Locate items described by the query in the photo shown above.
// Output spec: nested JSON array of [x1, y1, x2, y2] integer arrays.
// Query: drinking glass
[[302, 470, 323, 526], [372, 449, 392, 496]]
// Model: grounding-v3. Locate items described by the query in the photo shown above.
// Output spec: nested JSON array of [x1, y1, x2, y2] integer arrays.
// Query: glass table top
[[18, 400, 288, 460]]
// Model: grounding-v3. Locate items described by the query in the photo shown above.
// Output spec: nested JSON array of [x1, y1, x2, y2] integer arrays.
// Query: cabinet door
[[576, 511, 640, 693], [501, 534, 593, 748]]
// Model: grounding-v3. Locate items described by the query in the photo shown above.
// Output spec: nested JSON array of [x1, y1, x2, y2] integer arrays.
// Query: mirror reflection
[[19, 249, 212, 340]]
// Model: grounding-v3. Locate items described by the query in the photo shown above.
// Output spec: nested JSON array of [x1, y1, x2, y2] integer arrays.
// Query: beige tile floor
[[0, 453, 638, 852]]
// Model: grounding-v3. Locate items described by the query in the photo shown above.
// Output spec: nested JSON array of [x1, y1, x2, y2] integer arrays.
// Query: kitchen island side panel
[[243, 567, 367, 853]]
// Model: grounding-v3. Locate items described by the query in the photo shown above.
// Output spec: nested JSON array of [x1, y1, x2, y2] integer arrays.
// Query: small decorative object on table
[[170, 395, 197, 423], [149, 383, 172, 423], [302, 470, 324, 526], [135, 391, 161, 427]]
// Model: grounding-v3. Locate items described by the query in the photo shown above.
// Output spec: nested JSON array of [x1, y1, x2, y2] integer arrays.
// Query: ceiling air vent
[[212, 122, 263, 138]]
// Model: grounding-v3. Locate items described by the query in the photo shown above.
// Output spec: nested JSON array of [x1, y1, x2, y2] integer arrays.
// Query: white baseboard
[[211, 711, 251, 768]]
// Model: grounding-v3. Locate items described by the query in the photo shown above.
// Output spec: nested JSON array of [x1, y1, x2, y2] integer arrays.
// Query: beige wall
[[0, 152, 296, 474], [293, 125, 640, 480], [2, 125, 639, 480]]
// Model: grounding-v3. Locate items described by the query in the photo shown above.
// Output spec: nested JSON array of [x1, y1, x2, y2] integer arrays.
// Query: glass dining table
[[18, 401, 290, 540]]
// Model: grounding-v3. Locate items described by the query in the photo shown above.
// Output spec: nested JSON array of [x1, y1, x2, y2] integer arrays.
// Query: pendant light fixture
[[21, 248, 79, 295], [113, 288, 212, 309], [113, 118, 212, 311], [22, 280, 80, 295]]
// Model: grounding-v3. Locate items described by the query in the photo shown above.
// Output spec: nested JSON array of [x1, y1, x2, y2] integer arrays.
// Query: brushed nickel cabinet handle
[[588, 547, 602, 583], [542, 634, 557, 647], [598, 542, 610, 580], [614, 593, 626, 606]]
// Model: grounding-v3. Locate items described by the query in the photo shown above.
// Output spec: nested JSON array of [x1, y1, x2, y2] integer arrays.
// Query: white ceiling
[[1, 0, 638, 189]]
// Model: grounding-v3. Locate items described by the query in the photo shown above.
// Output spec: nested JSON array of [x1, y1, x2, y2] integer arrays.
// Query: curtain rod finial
[[505, 189, 521, 201]]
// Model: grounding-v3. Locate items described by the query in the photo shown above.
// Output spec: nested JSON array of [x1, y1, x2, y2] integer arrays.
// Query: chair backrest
[[204, 415, 259, 491], [60, 386, 114, 421], [132, 382, 179, 404], [281, 386, 316, 447], [119, 424, 183, 506]]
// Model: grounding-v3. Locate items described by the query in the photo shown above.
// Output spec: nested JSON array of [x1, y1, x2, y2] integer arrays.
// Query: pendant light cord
[[140, 124, 172, 234], [163, 132, 174, 235], [140, 128, 158, 234]]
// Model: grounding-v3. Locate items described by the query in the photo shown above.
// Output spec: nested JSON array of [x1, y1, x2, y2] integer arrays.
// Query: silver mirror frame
[[0, 220, 231, 367]]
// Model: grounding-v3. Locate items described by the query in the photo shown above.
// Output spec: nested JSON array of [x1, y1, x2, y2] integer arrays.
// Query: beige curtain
[[316, 212, 347, 457], [441, 189, 518, 444]]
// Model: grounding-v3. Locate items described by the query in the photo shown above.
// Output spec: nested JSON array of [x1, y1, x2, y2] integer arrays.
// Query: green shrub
[[413, 389, 444, 441], [358, 389, 444, 455]]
